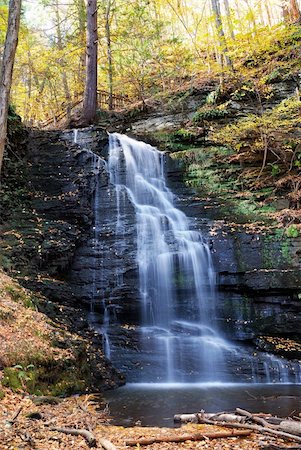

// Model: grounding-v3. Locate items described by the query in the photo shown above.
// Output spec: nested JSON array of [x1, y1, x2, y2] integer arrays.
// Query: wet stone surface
[[6, 128, 301, 384]]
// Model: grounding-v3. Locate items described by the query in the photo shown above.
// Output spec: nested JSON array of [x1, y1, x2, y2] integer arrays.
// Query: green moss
[[3, 285, 36, 309], [262, 229, 293, 267], [2, 365, 38, 392], [192, 108, 229, 123], [280, 240, 291, 262], [0, 254, 13, 271], [263, 68, 284, 84], [170, 128, 197, 143], [1, 355, 88, 396]]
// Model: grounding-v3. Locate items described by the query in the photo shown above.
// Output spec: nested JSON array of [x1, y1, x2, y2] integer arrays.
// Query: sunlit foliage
[[0, 0, 300, 123]]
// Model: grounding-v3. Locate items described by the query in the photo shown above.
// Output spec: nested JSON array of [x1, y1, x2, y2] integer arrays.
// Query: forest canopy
[[0, 0, 300, 125]]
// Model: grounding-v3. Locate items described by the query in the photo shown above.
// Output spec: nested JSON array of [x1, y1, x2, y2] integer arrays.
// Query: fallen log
[[174, 413, 245, 424], [49, 427, 96, 447], [278, 421, 301, 437], [236, 408, 301, 436], [260, 445, 301, 450], [174, 413, 199, 423], [125, 429, 252, 446], [198, 417, 301, 443]]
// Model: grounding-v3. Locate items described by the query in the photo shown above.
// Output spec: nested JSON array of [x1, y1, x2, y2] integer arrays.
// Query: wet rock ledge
[[1, 126, 301, 378]]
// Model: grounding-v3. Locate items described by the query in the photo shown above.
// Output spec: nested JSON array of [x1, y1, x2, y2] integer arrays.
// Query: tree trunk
[[105, 0, 114, 110], [81, 0, 98, 124], [223, 0, 235, 40], [265, 2, 273, 27], [291, 0, 301, 22], [243, 0, 259, 41], [54, 0, 72, 120], [210, 0, 233, 69], [234, 0, 244, 34], [0, 0, 21, 174], [75, 0, 86, 87]]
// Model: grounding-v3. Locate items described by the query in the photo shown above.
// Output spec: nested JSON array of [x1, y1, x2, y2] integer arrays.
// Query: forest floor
[[0, 388, 297, 450]]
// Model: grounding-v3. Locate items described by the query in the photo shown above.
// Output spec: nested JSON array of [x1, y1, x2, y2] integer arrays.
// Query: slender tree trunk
[[282, 0, 301, 22], [257, 1, 264, 25], [105, 0, 114, 111], [75, 0, 86, 88], [265, 2, 273, 27], [81, 0, 98, 124], [27, 49, 49, 123], [290, 0, 301, 22], [223, 0, 235, 40], [210, 0, 233, 69], [0, 0, 21, 174], [234, 0, 244, 34], [243, 0, 259, 41], [54, 0, 72, 120]]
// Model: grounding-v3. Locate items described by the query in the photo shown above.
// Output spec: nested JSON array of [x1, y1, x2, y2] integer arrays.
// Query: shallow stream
[[105, 383, 301, 427]]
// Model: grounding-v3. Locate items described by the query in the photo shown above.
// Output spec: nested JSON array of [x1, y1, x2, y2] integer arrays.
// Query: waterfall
[[68, 129, 301, 384], [72, 129, 112, 358], [108, 133, 228, 382], [107, 133, 301, 384]]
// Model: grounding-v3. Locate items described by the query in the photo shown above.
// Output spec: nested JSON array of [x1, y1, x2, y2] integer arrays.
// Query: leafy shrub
[[7, 104, 22, 136], [286, 224, 299, 238], [269, 163, 281, 177]]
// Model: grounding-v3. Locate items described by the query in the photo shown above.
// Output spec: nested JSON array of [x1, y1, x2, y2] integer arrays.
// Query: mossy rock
[[31, 396, 62, 406]]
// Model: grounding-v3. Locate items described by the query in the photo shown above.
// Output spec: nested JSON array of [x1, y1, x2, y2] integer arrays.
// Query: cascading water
[[107, 133, 301, 384], [72, 129, 112, 358], [69, 129, 301, 384], [109, 133, 228, 382]]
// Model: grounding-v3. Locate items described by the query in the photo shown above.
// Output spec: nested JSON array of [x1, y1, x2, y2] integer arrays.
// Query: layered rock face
[[167, 161, 301, 343], [5, 129, 126, 391], [11, 128, 301, 380]]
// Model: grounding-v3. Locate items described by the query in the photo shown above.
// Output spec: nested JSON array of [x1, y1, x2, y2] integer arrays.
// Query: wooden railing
[[38, 90, 131, 128], [98, 90, 130, 110]]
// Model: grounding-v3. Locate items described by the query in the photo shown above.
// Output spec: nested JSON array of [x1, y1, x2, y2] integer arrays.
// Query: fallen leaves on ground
[[0, 271, 75, 369]]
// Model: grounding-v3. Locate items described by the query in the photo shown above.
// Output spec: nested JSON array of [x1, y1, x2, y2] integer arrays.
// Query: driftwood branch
[[235, 408, 276, 428], [236, 408, 301, 437], [174, 412, 245, 424], [175, 408, 301, 444], [125, 430, 252, 446], [49, 427, 96, 447], [197, 417, 301, 443], [6, 406, 23, 426], [10, 405, 23, 422], [99, 438, 117, 450]]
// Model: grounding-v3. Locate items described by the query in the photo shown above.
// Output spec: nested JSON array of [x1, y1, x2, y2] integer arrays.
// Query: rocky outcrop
[[2, 125, 301, 383], [211, 228, 301, 294], [1, 128, 125, 391]]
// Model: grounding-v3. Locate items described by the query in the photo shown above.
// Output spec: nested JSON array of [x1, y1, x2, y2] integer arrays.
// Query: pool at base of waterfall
[[104, 383, 301, 427]]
